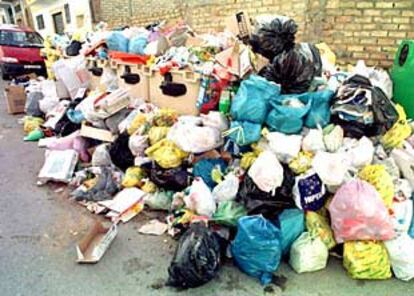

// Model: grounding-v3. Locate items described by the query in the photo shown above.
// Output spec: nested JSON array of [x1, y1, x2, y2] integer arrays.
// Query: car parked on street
[[0, 24, 46, 79]]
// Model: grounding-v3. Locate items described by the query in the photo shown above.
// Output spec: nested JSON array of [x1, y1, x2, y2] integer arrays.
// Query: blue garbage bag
[[304, 90, 334, 128], [106, 32, 129, 52], [231, 75, 281, 124], [277, 209, 305, 255], [193, 158, 228, 189], [129, 36, 148, 55], [231, 215, 282, 285], [223, 120, 262, 146], [266, 93, 312, 134]]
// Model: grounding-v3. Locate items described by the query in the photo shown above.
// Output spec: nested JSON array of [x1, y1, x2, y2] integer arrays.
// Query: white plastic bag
[[323, 125, 344, 152], [184, 178, 216, 217], [341, 137, 374, 169], [392, 199, 413, 234], [212, 173, 240, 202], [289, 232, 329, 273], [266, 132, 302, 163], [385, 234, 414, 281], [248, 151, 284, 193], [391, 145, 414, 189], [128, 134, 149, 157], [91, 144, 112, 167], [312, 151, 348, 186], [200, 111, 229, 132], [302, 129, 325, 153]]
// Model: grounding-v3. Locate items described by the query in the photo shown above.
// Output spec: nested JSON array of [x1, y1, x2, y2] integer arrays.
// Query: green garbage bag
[[212, 201, 247, 227], [24, 129, 44, 141], [145, 190, 173, 210]]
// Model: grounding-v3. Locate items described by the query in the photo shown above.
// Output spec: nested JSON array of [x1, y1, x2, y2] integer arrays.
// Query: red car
[[0, 24, 47, 79]]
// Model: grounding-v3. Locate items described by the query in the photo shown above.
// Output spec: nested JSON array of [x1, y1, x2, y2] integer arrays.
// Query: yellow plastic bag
[[23, 116, 44, 134], [240, 144, 263, 170], [358, 164, 394, 208], [148, 126, 170, 146], [121, 166, 146, 188], [381, 104, 412, 149], [127, 113, 148, 135], [343, 241, 391, 280], [145, 139, 188, 169], [289, 151, 313, 174], [306, 211, 336, 250], [141, 179, 157, 193], [153, 109, 178, 127]]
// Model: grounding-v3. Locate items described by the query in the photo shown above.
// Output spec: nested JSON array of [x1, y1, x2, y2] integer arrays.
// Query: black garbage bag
[[71, 167, 121, 202], [237, 164, 295, 219], [259, 43, 322, 94], [250, 16, 298, 60], [109, 132, 135, 171], [54, 113, 81, 136], [331, 74, 398, 137], [167, 222, 221, 288], [66, 40, 83, 56], [145, 162, 190, 191]]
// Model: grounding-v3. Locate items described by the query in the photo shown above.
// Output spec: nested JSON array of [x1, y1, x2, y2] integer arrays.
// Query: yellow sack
[[121, 167, 146, 188], [148, 126, 170, 146], [23, 116, 44, 135], [289, 151, 313, 174], [306, 211, 336, 250], [127, 113, 148, 135], [145, 139, 188, 169], [153, 108, 178, 127], [358, 164, 394, 208], [141, 179, 157, 193], [381, 104, 412, 149], [343, 241, 391, 280]]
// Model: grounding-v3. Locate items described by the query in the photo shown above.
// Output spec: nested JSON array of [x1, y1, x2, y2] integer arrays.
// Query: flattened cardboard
[[4, 85, 26, 114], [76, 222, 118, 263], [224, 11, 252, 42], [80, 124, 115, 142]]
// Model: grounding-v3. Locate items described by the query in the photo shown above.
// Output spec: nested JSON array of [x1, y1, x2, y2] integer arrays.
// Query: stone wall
[[100, 0, 414, 67]]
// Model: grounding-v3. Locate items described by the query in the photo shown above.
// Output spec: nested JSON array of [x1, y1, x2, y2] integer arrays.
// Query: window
[[0, 30, 43, 47], [15, 4, 21, 13], [36, 14, 45, 30], [64, 3, 71, 24], [53, 12, 64, 35]]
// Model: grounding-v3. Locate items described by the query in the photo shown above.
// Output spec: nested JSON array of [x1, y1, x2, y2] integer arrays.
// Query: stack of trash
[[17, 14, 414, 287]]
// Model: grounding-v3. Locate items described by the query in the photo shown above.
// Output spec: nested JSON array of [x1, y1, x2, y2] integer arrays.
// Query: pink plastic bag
[[329, 179, 395, 243], [46, 130, 90, 162]]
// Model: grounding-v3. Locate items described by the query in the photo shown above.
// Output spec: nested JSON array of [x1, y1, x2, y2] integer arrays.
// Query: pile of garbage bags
[[17, 14, 414, 288]]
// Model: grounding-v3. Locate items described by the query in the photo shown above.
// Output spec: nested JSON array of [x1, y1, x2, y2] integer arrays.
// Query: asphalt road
[[0, 78, 412, 296]]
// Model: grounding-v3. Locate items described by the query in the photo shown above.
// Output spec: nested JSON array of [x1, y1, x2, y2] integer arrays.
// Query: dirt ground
[[0, 79, 412, 296]]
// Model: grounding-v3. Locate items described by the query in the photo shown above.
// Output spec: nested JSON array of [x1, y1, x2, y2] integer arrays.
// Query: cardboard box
[[4, 85, 26, 114], [76, 222, 118, 264]]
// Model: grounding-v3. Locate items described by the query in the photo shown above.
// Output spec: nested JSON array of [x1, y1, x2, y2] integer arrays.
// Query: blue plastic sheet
[[107, 32, 129, 52], [277, 209, 305, 255], [129, 36, 148, 55], [231, 215, 282, 285], [231, 75, 281, 124], [224, 120, 262, 146], [193, 158, 228, 189]]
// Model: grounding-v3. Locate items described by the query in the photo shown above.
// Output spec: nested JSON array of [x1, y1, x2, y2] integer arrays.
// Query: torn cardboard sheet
[[139, 219, 168, 236], [38, 149, 79, 184], [94, 88, 130, 115], [76, 222, 118, 263], [80, 124, 116, 142]]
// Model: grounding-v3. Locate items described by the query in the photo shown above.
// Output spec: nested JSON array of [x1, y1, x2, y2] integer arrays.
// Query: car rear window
[[0, 30, 43, 47]]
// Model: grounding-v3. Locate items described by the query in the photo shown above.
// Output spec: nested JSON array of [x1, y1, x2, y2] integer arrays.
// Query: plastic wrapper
[[231, 215, 282, 285], [343, 241, 391, 280], [167, 222, 221, 288], [184, 178, 216, 217], [212, 201, 247, 227], [212, 173, 240, 202], [250, 15, 298, 60], [121, 166, 146, 188], [260, 43, 322, 94], [328, 179, 395, 243], [237, 166, 295, 219], [248, 151, 284, 193], [305, 211, 336, 250], [230, 74, 281, 124], [289, 232, 328, 273], [293, 171, 326, 211], [278, 209, 305, 255], [358, 164, 394, 208], [384, 233, 414, 281], [145, 139, 188, 169], [109, 133, 135, 171]]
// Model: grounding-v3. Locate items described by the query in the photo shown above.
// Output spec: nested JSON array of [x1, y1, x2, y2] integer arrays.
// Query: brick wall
[[100, 0, 414, 67]]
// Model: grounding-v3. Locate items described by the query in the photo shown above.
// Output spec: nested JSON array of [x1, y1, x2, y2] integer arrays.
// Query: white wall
[[31, 0, 93, 37]]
